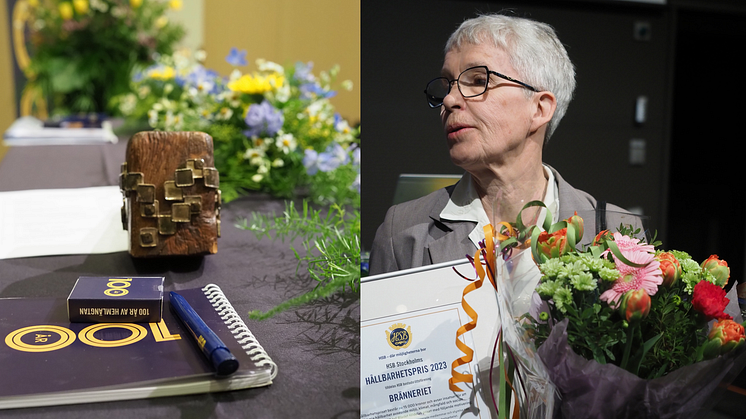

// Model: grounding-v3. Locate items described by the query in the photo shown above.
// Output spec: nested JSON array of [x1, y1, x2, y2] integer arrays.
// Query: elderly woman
[[369, 13, 632, 275]]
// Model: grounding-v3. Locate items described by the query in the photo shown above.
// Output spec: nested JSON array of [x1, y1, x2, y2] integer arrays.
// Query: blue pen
[[169, 291, 239, 376]]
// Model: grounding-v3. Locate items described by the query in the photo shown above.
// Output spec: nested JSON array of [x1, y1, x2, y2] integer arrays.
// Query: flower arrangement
[[451, 202, 746, 418], [17, 0, 185, 116], [527, 214, 744, 379], [115, 48, 360, 206]]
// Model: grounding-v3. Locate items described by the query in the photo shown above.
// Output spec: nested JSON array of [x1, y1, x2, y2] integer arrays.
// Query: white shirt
[[439, 165, 560, 249]]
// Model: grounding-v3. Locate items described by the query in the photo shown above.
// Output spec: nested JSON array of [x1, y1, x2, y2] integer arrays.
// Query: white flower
[[118, 93, 137, 115], [137, 85, 151, 99], [90, 0, 108, 13], [251, 174, 264, 183], [256, 59, 285, 75], [243, 147, 266, 161], [271, 84, 291, 103], [164, 111, 183, 130], [216, 107, 233, 120], [271, 158, 284, 168], [275, 132, 297, 154], [147, 109, 159, 127], [252, 137, 271, 151], [229, 69, 243, 82]]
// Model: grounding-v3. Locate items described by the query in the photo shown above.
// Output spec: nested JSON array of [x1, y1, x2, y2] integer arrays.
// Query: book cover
[[67, 276, 164, 323], [0, 284, 277, 409]]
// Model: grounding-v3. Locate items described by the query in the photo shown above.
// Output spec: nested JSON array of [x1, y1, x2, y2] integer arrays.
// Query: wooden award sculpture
[[119, 131, 221, 257]]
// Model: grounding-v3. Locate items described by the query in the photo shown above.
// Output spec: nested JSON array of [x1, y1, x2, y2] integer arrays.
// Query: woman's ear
[[530, 91, 557, 133]]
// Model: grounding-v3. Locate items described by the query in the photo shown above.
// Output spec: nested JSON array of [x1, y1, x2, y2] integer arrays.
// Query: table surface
[[0, 140, 360, 418]]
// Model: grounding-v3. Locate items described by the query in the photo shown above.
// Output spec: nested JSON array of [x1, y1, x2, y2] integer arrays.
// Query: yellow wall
[[1, 0, 15, 133], [0, 0, 361, 132]]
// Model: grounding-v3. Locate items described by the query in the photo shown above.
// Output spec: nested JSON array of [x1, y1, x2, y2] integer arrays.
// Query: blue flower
[[226, 47, 247, 67], [299, 83, 336, 100], [350, 145, 360, 168], [303, 149, 321, 175], [304, 143, 350, 176], [293, 61, 316, 84], [294, 62, 336, 99], [176, 65, 221, 94], [244, 100, 284, 138]]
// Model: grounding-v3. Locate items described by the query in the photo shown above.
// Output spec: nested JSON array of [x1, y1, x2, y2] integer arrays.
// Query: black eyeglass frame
[[424, 65, 539, 108]]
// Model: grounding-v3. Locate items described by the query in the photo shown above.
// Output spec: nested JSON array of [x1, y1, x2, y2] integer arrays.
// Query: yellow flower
[[148, 66, 175, 80], [169, 0, 183, 10], [59, 2, 74, 20], [155, 15, 169, 29], [28, 0, 39, 7], [130, 0, 142, 9], [227, 74, 283, 95], [73, 0, 89, 15]]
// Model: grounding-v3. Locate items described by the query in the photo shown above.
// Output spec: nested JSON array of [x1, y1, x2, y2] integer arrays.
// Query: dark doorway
[[668, 10, 746, 293]]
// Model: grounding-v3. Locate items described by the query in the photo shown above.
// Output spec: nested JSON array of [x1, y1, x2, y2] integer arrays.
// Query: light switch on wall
[[630, 139, 646, 166], [635, 96, 648, 124]]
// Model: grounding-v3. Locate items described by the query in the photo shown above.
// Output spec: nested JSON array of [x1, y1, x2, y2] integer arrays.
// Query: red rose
[[691, 280, 732, 321]]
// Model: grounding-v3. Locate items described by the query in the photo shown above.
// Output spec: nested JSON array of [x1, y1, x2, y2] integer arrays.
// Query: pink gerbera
[[611, 232, 655, 254], [600, 233, 663, 307]]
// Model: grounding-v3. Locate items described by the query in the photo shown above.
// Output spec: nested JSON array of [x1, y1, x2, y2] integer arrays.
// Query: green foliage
[[23, 0, 185, 115], [639, 281, 707, 378], [236, 201, 360, 319], [531, 288, 627, 366]]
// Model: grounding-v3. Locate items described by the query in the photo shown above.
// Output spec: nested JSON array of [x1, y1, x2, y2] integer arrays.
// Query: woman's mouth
[[446, 124, 472, 140]]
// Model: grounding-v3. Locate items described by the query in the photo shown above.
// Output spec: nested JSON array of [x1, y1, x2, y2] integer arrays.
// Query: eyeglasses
[[424, 65, 538, 108]]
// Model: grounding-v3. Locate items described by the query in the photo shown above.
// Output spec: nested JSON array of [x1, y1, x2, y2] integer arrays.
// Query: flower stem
[[621, 324, 635, 371]]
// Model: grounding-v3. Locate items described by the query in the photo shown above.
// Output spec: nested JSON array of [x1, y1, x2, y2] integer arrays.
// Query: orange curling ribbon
[[449, 225, 500, 392], [448, 248, 483, 392], [483, 224, 498, 291], [496, 221, 516, 242]]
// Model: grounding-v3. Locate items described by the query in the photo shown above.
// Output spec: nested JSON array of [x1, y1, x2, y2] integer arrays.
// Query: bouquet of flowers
[[15, 0, 185, 116], [114, 48, 360, 205], [451, 202, 746, 418]]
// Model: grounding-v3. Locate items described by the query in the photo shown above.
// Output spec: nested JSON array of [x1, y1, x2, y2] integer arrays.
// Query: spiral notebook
[[0, 284, 277, 409]]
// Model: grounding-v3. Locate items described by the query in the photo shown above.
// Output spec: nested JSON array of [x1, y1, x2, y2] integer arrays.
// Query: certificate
[[361, 260, 503, 417], [361, 286, 493, 419]]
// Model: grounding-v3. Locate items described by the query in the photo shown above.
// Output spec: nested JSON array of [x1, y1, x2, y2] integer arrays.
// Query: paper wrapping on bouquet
[[120, 131, 221, 257], [537, 318, 746, 419], [493, 249, 557, 419]]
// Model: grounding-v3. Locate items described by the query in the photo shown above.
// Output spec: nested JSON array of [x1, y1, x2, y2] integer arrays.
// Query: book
[[2, 116, 118, 146], [0, 284, 277, 409], [67, 276, 164, 323]]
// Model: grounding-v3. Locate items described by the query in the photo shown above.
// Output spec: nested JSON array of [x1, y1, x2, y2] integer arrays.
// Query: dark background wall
[[361, 0, 746, 287]]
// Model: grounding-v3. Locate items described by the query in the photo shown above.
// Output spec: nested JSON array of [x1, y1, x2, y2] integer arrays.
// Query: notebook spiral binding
[[202, 284, 278, 379]]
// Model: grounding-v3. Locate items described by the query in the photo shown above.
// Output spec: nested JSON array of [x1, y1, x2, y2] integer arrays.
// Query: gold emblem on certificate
[[385, 323, 412, 350]]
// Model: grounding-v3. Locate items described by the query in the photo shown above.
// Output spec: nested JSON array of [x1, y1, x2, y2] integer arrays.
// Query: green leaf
[[627, 333, 663, 375], [48, 58, 89, 93]]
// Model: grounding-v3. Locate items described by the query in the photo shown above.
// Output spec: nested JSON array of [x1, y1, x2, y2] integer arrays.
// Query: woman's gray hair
[[445, 13, 576, 143]]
